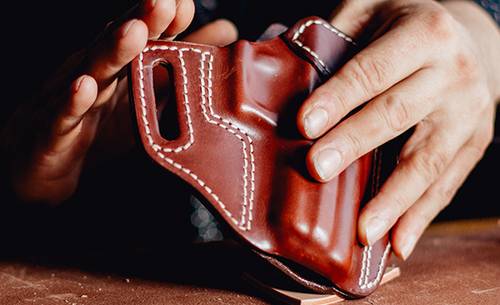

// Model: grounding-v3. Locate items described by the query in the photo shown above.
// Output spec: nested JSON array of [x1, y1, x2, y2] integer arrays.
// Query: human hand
[[2, 0, 238, 204], [297, 0, 500, 259]]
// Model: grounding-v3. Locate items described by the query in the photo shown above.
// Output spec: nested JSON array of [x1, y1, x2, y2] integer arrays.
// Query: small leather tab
[[282, 16, 356, 79]]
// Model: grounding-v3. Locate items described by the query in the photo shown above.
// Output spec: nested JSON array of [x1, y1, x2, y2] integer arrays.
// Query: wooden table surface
[[1, 218, 499, 305]]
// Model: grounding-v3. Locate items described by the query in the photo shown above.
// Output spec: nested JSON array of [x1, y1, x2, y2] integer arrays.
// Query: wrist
[[443, 0, 500, 103]]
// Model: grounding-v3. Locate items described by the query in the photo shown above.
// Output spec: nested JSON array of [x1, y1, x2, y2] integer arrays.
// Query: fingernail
[[400, 234, 417, 261], [313, 148, 342, 180], [122, 19, 138, 37], [365, 216, 389, 245], [74, 75, 87, 92], [304, 107, 328, 138]]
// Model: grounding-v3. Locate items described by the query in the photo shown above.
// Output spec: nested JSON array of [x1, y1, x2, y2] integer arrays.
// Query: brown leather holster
[[129, 16, 400, 298]]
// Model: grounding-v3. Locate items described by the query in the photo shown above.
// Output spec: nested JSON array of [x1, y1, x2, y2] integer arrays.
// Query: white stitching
[[138, 45, 254, 231], [291, 19, 356, 74], [292, 19, 356, 43], [358, 149, 378, 288], [358, 245, 368, 287], [139, 46, 194, 153], [363, 245, 373, 287], [360, 244, 391, 290], [359, 149, 391, 290], [199, 52, 256, 230], [358, 150, 374, 289]]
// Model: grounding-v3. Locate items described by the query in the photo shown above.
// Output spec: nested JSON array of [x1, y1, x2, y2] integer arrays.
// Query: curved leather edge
[[281, 16, 356, 80]]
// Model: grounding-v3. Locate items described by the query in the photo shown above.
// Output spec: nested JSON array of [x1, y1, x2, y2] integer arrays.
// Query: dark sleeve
[[189, 0, 341, 39], [475, 0, 500, 24]]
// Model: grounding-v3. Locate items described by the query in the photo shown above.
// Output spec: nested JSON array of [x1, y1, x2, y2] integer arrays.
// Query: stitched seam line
[[359, 149, 390, 290], [291, 19, 356, 74], [358, 149, 378, 287], [360, 244, 391, 289], [138, 45, 254, 231], [139, 48, 194, 153], [199, 52, 255, 230], [359, 149, 378, 287]]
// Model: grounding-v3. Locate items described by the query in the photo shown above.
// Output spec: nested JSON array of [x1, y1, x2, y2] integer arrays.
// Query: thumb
[[182, 19, 238, 47]]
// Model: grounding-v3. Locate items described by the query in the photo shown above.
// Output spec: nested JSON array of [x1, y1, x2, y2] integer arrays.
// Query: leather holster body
[[129, 16, 399, 298]]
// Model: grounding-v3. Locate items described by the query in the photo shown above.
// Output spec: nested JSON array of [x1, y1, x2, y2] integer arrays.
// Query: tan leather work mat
[[0, 219, 498, 305]]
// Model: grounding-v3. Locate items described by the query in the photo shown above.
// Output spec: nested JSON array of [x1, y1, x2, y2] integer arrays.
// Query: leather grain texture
[[128, 16, 399, 297]]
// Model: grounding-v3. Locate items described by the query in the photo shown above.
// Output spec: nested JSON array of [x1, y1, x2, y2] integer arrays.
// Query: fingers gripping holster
[[129, 16, 400, 298]]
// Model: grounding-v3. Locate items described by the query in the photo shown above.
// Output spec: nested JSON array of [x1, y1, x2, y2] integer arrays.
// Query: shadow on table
[[0, 150, 270, 300]]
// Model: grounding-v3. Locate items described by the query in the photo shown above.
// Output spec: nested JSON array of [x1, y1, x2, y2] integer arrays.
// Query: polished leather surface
[[128, 16, 397, 297]]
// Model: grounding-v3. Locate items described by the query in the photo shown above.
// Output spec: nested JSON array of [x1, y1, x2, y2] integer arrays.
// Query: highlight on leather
[[128, 16, 401, 298]]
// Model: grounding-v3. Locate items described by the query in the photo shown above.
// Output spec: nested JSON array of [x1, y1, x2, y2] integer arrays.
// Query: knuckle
[[472, 123, 494, 153], [378, 187, 411, 218], [411, 148, 449, 182], [333, 92, 351, 117], [453, 52, 479, 77], [393, 192, 411, 216], [375, 187, 410, 221], [376, 94, 411, 133], [450, 54, 484, 91], [348, 54, 390, 95], [465, 145, 486, 162], [342, 132, 364, 160], [420, 207, 437, 228], [412, 207, 434, 230], [434, 179, 460, 204], [468, 135, 491, 159], [423, 8, 457, 40]]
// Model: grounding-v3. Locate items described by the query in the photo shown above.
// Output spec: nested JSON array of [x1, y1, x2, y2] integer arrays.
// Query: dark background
[[0, 1, 498, 255]]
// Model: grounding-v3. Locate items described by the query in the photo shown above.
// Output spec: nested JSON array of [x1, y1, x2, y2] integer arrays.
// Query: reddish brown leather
[[128, 16, 395, 298]]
